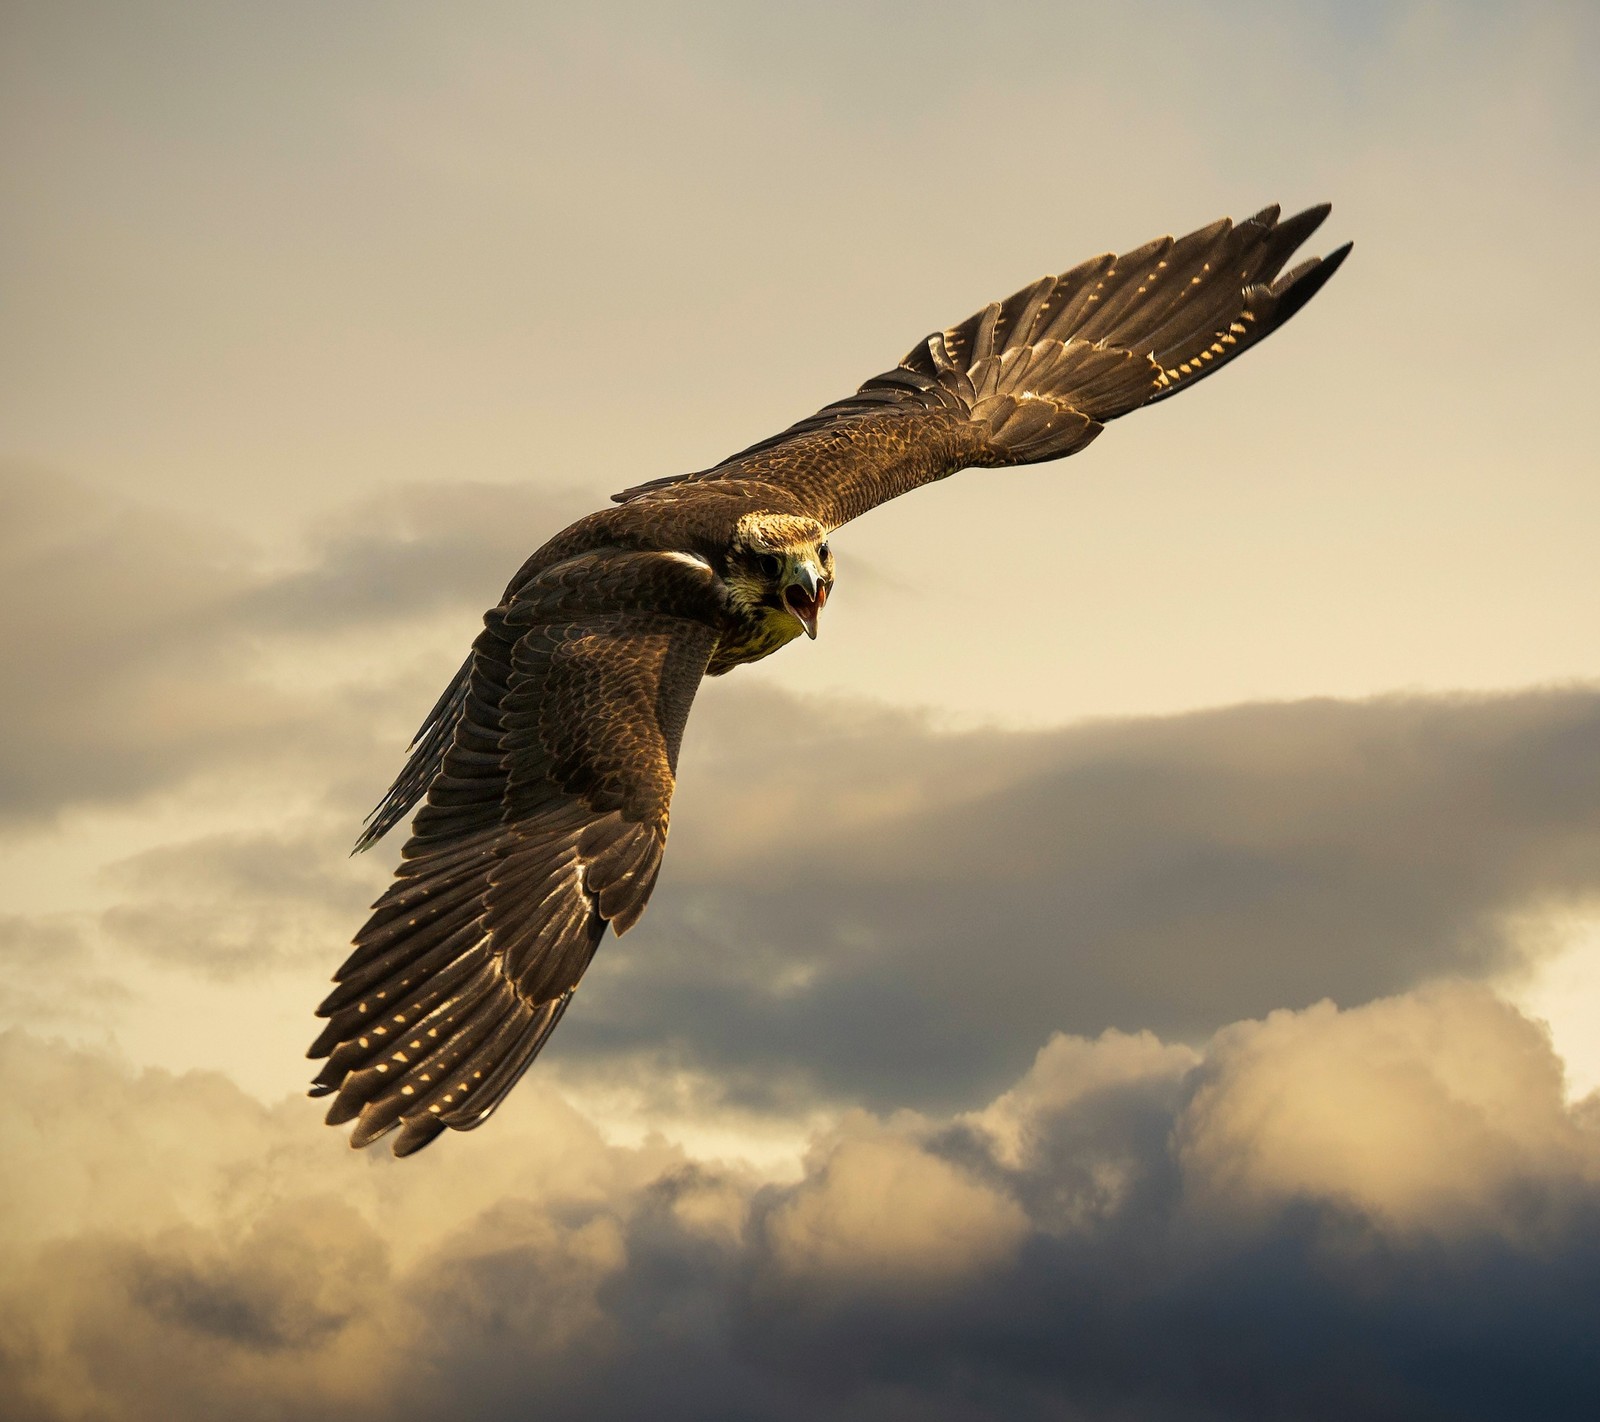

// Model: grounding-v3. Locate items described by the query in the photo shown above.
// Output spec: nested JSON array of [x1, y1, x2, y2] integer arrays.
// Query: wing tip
[[1322, 237, 1355, 271], [1265, 238, 1355, 328], [392, 1116, 448, 1156]]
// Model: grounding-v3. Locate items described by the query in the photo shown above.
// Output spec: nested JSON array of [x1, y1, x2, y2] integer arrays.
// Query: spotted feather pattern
[[310, 550, 722, 1154], [613, 204, 1350, 527]]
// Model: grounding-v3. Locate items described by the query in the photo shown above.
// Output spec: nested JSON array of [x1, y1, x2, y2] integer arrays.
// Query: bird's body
[[312, 204, 1352, 1154]]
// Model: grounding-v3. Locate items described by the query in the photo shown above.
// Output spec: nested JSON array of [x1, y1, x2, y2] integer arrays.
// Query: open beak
[[783, 563, 828, 640]]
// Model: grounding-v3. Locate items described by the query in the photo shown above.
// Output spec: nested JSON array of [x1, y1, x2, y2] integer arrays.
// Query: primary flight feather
[[310, 203, 1352, 1155]]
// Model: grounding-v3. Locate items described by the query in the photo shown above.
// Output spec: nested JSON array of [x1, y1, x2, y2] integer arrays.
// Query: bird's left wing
[[612, 203, 1350, 529], [310, 548, 722, 1155]]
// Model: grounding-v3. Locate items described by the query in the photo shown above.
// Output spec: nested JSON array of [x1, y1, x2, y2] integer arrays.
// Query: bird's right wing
[[613, 203, 1350, 529], [310, 548, 723, 1155]]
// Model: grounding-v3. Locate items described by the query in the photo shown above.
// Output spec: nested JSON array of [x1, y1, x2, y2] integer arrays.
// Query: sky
[[3, 2, 1599, 1418]]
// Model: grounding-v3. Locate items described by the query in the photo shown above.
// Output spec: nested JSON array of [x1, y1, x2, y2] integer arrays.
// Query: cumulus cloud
[[971, 1027, 1199, 1175], [4, 981, 1599, 1422], [1178, 983, 1600, 1234], [762, 1118, 1029, 1295]]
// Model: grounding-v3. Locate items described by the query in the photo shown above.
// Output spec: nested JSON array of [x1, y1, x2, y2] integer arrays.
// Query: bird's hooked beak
[[782, 560, 828, 640]]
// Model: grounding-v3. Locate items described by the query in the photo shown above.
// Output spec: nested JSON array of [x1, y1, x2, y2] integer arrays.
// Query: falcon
[[311, 203, 1352, 1154]]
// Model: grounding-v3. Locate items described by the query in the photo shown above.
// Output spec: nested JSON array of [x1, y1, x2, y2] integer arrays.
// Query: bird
[[310, 203, 1352, 1155]]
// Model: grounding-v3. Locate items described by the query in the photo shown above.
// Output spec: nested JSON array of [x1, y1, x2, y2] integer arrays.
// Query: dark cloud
[[561, 684, 1600, 1113], [14, 464, 1597, 1060], [12, 463, 1598, 1124], [11, 475, 1600, 1303], [3, 986, 1598, 1422], [0, 468, 580, 828], [0, 468, 277, 823], [35, 620, 1598, 1115]]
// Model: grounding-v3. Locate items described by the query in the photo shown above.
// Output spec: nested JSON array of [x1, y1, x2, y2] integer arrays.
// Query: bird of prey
[[311, 203, 1351, 1155]]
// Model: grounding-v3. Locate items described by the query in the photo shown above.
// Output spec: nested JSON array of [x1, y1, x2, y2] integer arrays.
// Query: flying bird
[[311, 203, 1352, 1154]]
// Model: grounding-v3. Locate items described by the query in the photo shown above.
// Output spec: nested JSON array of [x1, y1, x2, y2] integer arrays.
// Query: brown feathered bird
[[310, 203, 1351, 1154]]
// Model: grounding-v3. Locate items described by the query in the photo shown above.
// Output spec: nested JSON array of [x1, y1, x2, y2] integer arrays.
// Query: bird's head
[[726, 512, 835, 641]]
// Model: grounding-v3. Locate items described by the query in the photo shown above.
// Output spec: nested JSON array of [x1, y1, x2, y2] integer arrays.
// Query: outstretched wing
[[310, 549, 722, 1155], [613, 203, 1351, 529]]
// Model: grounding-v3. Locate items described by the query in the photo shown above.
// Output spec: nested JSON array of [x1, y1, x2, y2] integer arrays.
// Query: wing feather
[[310, 550, 722, 1153], [611, 204, 1349, 527]]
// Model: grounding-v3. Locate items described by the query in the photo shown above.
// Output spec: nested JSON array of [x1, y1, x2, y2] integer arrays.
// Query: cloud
[[98, 824, 385, 979], [4, 981, 1600, 1422], [5, 4, 1598, 1412], [0, 468, 287, 824], [1178, 983, 1600, 1234], [0, 468, 579, 829], [0, 916, 127, 1028], [16, 579, 1600, 1116], [233, 481, 593, 637], [762, 1118, 1029, 1294], [9, 467, 1600, 1125], [563, 685, 1600, 1115]]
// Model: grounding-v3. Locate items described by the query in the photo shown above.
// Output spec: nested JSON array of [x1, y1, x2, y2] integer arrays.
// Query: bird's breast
[[706, 606, 803, 676]]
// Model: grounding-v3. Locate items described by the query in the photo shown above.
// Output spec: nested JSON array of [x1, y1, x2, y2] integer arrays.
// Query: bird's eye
[[757, 553, 782, 579], [818, 542, 830, 561]]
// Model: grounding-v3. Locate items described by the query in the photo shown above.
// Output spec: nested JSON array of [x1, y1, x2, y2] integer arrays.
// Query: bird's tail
[[882, 203, 1351, 466]]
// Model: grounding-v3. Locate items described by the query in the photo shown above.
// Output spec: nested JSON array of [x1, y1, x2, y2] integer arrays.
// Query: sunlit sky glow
[[3, 4, 1599, 1419]]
